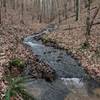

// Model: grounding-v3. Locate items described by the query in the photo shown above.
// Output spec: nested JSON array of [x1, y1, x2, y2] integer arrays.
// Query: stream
[[24, 24, 100, 100]]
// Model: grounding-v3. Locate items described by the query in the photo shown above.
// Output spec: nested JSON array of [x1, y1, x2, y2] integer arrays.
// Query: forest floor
[[0, 0, 100, 99], [42, 21, 100, 83], [43, 24, 100, 78], [41, 0, 100, 82], [0, 21, 48, 98]]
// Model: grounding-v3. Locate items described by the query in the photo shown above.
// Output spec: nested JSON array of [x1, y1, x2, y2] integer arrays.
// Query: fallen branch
[[90, 4, 100, 29], [63, 21, 100, 30]]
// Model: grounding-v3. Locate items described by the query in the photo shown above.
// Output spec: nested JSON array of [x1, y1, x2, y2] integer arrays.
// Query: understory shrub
[[9, 58, 26, 69]]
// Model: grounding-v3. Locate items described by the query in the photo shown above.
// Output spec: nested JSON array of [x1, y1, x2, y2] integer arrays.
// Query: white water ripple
[[61, 78, 84, 89]]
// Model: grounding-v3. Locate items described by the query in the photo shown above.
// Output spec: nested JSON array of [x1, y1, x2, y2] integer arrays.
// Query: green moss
[[9, 58, 25, 69], [42, 36, 52, 44]]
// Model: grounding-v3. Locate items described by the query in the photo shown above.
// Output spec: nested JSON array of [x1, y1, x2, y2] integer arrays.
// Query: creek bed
[[24, 25, 100, 100]]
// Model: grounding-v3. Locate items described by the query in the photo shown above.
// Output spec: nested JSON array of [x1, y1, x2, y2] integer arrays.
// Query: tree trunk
[[75, 0, 79, 21], [0, 0, 1, 24], [20, 0, 24, 24], [86, 0, 91, 35]]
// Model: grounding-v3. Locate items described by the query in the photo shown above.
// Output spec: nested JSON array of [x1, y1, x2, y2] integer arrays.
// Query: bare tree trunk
[[20, 0, 24, 24], [58, 10, 61, 23], [64, 2, 68, 19], [12, 0, 15, 10], [86, 0, 91, 35], [3, 0, 7, 18], [75, 0, 79, 21], [0, 0, 2, 24], [90, 5, 100, 29]]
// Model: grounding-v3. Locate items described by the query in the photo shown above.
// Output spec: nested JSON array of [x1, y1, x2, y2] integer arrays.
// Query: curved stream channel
[[24, 24, 100, 100]]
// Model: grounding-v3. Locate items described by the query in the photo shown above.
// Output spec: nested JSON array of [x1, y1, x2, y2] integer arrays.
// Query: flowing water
[[24, 24, 100, 100]]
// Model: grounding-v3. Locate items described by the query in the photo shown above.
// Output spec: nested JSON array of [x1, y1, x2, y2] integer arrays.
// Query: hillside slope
[[42, 0, 100, 81]]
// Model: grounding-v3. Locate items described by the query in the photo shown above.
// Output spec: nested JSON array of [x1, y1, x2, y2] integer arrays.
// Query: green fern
[[5, 76, 35, 100]]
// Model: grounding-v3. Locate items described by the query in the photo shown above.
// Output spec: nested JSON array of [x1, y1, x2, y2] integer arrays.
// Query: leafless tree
[[20, 0, 24, 24], [0, 0, 2, 24]]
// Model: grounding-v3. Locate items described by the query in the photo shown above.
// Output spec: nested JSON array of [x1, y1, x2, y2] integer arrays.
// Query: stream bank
[[24, 24, 100, 100]]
